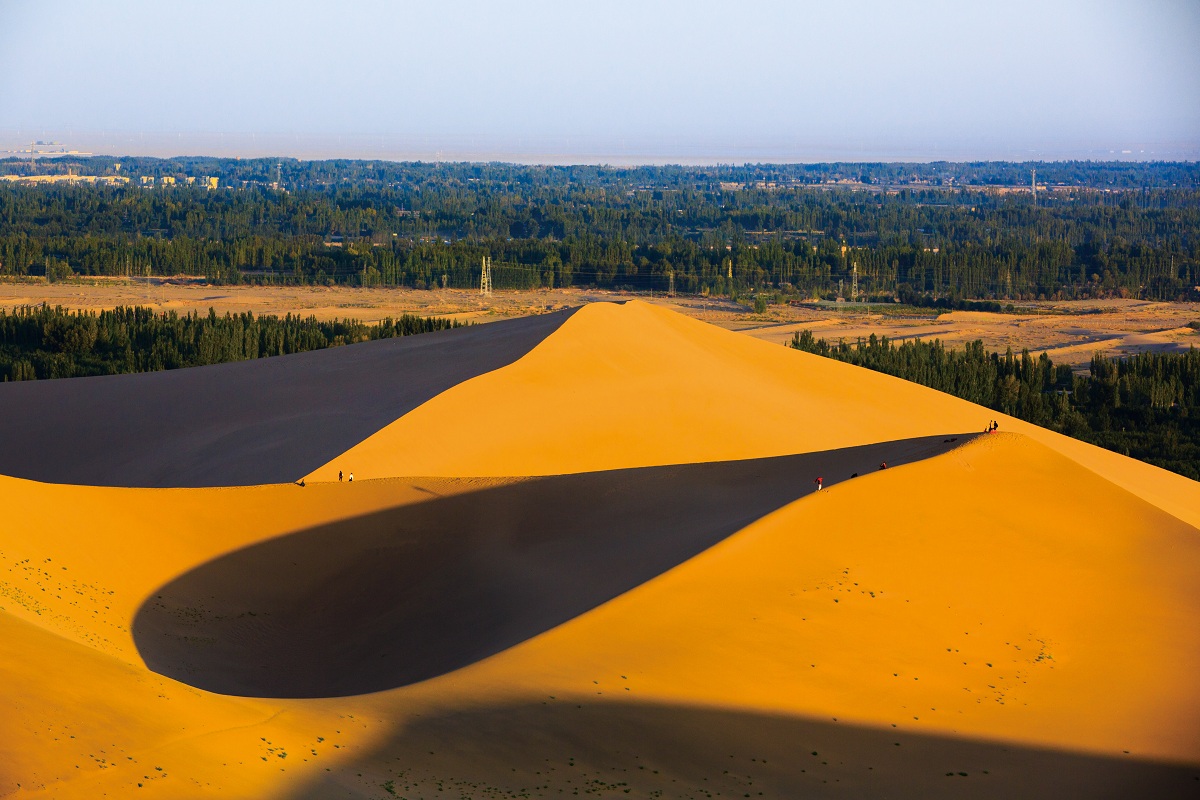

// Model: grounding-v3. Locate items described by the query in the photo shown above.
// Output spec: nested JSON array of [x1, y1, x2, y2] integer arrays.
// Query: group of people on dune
[[296, 469, 354, 488], [813, 422, 997, 493], [813, 460, 888, 493]]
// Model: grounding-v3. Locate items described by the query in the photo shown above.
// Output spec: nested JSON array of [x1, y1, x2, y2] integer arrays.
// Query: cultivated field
[[3, 278, 1197, 368]]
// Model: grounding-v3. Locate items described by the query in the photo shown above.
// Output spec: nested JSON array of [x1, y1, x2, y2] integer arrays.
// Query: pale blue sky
[[1, 0, 1197, 162]]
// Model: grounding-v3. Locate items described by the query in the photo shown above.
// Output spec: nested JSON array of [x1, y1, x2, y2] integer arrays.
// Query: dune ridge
[[307, 300, 1200, 529], [2, 300, 1197, 798], [0, 308, 574, 488]]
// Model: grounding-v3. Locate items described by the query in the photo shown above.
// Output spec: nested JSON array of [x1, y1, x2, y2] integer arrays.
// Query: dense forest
[[0, 304, 460, 380], [1, 158, 1197, 300], [790, 330, 1200, 479]]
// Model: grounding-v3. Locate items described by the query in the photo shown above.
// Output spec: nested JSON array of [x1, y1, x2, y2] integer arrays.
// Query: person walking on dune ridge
[[814, 476, 823, 492]]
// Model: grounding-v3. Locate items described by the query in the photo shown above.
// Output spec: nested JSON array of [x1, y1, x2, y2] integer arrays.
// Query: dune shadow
[[0, 308, 576, 488], [288, 700, 1200, 800], [134, 434, 975, 698]]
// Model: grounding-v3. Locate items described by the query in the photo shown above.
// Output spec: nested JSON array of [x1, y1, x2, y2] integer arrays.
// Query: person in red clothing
[[814, 477, 824, 492]]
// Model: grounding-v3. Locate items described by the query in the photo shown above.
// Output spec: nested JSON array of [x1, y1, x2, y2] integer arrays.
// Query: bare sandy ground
[[5, 277, 1197, 367], [1, 300, 1198, 798], [0, 277, 590, 324], [731, 300, 1200, 370]]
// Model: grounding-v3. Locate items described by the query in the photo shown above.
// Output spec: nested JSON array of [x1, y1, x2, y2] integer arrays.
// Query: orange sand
[[308, 301, 1200, 529], [2, 300, 1198, 798]]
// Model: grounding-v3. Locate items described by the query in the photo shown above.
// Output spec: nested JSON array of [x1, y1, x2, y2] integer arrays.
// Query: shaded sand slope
[[0, 309, 573, 488], [133, 435, 966, 697], [0, 612, 318, 799], [293, 434, 1200, 798], [296, 702, 1199, 800], [308, 300, 1200, 529]]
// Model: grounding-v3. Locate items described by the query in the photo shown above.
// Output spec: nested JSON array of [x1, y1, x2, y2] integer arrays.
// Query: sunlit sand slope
[[0, 474, 499, 798], [308, 300, 1200, 529], [292, 434, 1200, 798], [0, 612, 322, 799], [449, 433, 1200, 761], [0, 309, 573, 488], [5, 434, 1197, 798]]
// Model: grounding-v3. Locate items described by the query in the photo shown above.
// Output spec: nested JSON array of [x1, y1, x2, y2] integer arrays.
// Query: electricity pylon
[[480, 256, 492, 296]]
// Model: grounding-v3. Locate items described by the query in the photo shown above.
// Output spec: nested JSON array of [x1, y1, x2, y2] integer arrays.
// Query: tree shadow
[[288, 699, 1200, 800], [133, 434, 974, 698]]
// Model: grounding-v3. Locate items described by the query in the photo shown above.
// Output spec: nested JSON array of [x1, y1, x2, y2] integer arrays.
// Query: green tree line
[[790, 330, 1200, 479], [0, 159, 1197, 299], [0, 304, 460, 380]]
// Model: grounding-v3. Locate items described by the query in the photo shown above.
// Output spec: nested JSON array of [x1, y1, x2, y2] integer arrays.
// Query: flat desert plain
[[1, 299, 1198, 799], [3, 278, 1198, 368]]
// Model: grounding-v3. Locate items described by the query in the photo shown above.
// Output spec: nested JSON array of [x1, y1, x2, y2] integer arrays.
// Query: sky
[[1, 0, 1198, 163]]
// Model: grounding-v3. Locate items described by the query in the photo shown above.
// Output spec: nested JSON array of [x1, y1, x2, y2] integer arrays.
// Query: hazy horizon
[[2, 1, 1198, 165], [2, 130, 1197, 166]]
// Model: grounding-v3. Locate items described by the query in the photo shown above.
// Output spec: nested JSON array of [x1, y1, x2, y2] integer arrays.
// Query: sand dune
[[448, 433, 1200, 760], [0, 309, 573, 487], [2, 300, 1198, 798], [134, 436, 966, 697], [310, 300, 1200, 528]]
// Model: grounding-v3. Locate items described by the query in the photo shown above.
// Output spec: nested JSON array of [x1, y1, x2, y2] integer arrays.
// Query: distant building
[[0, 174, 128, 186], [140, 176, 154, 185], [203, 176, 218, 189], [160, 176, 176, 186]]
